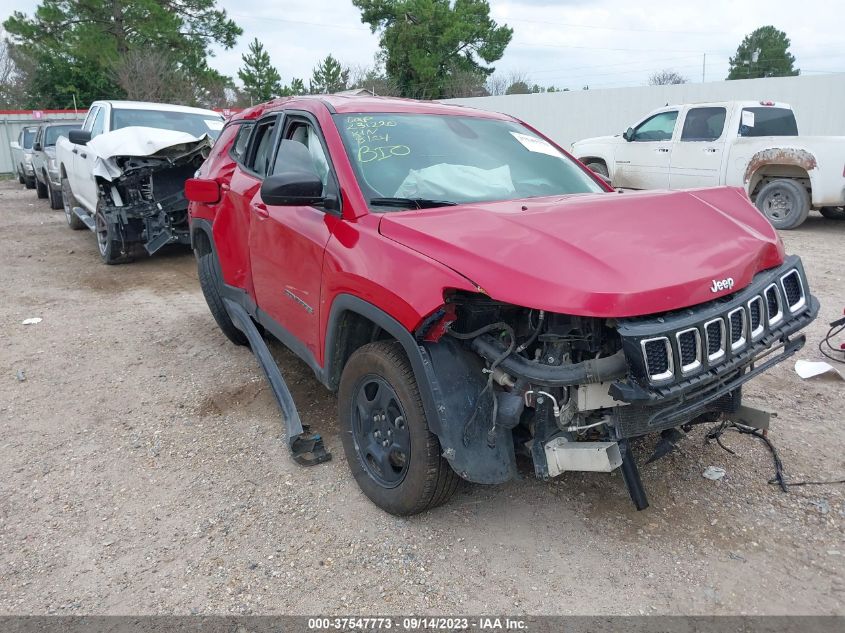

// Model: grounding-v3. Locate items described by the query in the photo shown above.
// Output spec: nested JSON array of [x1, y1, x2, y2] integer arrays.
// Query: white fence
[[445, 74, 845, 149]]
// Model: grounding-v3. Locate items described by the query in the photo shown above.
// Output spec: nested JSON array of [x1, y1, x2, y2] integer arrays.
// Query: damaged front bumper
[[95, 133, 212, 255]]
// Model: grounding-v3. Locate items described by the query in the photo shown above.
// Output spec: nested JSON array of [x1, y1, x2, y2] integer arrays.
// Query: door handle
[[656, 148, 670, 153], [251, 202, 269, 219], [71, 148, 78, 155], [704, 148, 718, 153], [80, 152, 87, 159]]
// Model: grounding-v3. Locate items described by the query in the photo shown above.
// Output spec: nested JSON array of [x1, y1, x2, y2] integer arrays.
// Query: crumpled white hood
[[88, 126, 212, 181]]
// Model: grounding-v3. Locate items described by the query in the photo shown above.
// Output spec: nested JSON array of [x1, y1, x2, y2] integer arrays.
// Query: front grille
[[642, 338, 671, 379], [617, 258, 814, 387], [705, 319, 725, 360], [676, 328, 701, 373], [728, 308, 746, 350], [781, 270, 804, 310], [765, 284, 783, 325]]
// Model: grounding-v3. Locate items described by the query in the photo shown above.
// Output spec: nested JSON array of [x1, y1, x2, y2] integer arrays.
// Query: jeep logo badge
[[710, 277, 735, 293]]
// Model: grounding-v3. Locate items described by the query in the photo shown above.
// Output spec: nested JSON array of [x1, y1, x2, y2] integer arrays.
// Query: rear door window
[[229, 122, 255, 164], [244, 117, 278, 177], [680, 107, 726, 141]]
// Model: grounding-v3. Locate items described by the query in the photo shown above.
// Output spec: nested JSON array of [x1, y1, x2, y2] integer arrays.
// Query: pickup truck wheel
[[585, 161, 609, 178], [24, 176, 35, 190], [62, 178, 85, 230], [48, 184, 62, 209], [95, 208, 132, 265], [754, 179, 810, 230], [339, 341, 459, 516], [17, 169, 24, 185], [820, 206, 845, 220], [197, 251, 247, 346], [35, 176, 48, 199]]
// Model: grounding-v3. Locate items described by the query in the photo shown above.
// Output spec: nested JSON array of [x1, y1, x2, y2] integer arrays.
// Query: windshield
[[45, 124, 81, 146], [335, 113, 604, 209], [22, 128, 37, 149], [740, 107, 798, 137], [112, 109, 224, 140]]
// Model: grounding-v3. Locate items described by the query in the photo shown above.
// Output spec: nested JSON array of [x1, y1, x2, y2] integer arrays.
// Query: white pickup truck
[[57, 100, 224, 263], [572, 100, 845, 229]]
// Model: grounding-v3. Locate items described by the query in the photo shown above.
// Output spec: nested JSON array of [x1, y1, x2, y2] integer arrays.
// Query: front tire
[[95, 206, 131, 264], [62, 178, 85, 230], [820, 206, 845, 220], [24, 176, 35, 190], [196, 250, 247, 346], [754, 179, 810, 230], [585, 161, 609, 178], [339, 341, 459, 516], [48, 183, 62, 209], [35, 175, 48, 199]]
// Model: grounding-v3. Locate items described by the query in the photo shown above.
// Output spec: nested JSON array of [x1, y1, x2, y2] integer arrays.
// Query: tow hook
[[222, 298, 331, 467]]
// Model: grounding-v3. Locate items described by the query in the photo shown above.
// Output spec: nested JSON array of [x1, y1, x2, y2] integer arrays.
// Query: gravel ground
[[0, 179, 843, 615]]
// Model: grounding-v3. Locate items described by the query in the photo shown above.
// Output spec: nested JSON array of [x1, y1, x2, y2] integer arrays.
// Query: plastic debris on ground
[[703, 466, 726, 481], [795, 359, 844, 381], [21, 317, 42, 325]]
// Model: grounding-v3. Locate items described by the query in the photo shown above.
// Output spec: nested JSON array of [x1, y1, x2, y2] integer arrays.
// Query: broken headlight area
[[422, 291, 629, 481], [97, 143, 210, 255], [421, 274, 816, 509]]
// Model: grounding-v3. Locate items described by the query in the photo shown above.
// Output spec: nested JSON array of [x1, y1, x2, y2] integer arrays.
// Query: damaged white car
[[56, 100, 224, 264]]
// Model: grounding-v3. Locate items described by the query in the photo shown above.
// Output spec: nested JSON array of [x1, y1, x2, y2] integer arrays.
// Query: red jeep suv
[[187, 95, 817, 515]]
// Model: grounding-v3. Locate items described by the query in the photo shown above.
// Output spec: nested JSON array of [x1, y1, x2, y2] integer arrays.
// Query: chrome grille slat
[[780, 270, 805, 312], [765, 283, 783, 326], [704, 318, 726, 363], [747, 296, 765, 340]]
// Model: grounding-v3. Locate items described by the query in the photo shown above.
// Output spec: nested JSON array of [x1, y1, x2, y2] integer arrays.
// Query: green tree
[[727, 26, 799, 80], [310, 54, 350, 94], [353, 0, 512, 99], [238, 38, 282, 103], [4, 0, 242, 108]]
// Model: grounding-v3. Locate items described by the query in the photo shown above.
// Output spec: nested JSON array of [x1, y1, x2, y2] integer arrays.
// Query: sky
[[2, 0, 843, 91]]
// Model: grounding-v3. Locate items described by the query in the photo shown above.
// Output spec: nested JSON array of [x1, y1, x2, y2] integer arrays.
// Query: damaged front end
[[418, 257, 818, 510], [96, 138, 213, 255]]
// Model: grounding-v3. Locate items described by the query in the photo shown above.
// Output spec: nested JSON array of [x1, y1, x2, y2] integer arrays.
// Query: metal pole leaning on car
[[222, 298, 331, 467]]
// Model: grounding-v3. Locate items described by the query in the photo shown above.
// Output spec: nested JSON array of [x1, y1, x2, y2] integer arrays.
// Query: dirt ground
[[0, 178, 843, 616]]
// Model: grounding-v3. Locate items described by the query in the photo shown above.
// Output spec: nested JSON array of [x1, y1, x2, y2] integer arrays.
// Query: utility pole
[[702, 53, 706, 83]]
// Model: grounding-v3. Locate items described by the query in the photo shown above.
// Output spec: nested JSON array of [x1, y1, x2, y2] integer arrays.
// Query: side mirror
[[184, 178, 220, 204], [10, 141, 20, 150], [622, 127, 635, 142], [32, 141, 42, 152], [261, 171, 324, 206], [68, 129, 92, 145]]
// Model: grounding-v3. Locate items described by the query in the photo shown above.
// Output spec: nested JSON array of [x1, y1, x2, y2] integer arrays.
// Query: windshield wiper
[[369, 197, 458, 209]]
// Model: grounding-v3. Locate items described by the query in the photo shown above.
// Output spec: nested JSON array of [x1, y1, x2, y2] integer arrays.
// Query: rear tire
[[95, 206, 132, 265], [24, 176, 35, 190], [754, 179, 810, 230], [339, 341, 459, 516], [17, 169, 24, 185], [197, 250, 247, 346], [62, 178, 85, 230], [820, 206, 845, 220], [35, 176, 48, 199]]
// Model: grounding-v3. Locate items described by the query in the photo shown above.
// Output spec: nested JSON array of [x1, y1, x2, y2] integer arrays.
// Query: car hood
[[378, 187, 785, 317], [88, 126, 213, 181], [573, 134, 618, 147]]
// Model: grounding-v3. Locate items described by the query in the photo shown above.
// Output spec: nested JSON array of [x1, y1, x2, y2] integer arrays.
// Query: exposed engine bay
[[419, 260, 816, 509], [98, 141, 211, 255]]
